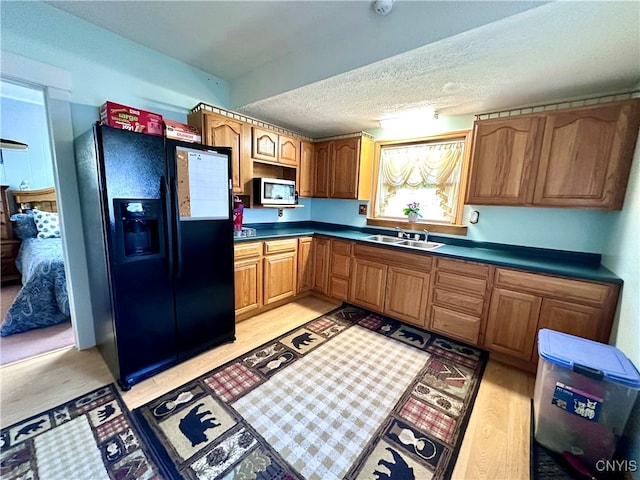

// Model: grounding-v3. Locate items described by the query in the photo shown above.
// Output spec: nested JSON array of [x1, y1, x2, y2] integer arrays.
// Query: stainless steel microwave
[[253, 178, 296, 205]]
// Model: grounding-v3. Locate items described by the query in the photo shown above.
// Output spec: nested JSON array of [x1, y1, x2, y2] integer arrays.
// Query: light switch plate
[[358, 204, 367, 215]]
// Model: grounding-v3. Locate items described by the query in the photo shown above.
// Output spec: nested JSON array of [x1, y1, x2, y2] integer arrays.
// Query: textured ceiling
[[47, 1, 640, 137]]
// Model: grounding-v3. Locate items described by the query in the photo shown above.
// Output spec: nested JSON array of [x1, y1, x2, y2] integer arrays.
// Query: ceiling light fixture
[[378, 108, 439, 130], [373, 0, 395, 15]]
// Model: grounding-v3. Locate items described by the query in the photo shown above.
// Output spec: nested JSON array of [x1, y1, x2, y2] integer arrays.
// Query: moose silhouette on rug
[[179, 403, 221, 447]]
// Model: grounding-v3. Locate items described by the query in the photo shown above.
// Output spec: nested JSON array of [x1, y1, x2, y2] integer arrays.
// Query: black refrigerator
[[75, 123, 235, 390]]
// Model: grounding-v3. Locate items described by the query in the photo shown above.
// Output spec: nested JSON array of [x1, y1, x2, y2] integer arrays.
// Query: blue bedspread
[[1, 238, 70, 336]]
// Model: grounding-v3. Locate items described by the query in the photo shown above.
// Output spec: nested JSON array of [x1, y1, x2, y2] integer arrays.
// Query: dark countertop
[[234, 223, 622, 284]]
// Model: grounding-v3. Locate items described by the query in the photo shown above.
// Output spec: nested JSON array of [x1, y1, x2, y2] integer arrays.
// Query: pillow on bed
[[10, 213, 39, 239], [32, 209, 62, 239]]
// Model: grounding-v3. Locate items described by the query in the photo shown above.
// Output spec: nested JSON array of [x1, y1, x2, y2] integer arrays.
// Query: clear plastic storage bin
[[533, 329, 640, 470]]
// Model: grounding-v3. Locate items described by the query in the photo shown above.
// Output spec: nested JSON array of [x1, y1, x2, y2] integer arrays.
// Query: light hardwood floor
[[0, 295, 535, 479]]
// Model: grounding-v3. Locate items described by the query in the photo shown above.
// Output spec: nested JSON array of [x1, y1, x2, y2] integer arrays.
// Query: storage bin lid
[[538, 329, 640, 389]]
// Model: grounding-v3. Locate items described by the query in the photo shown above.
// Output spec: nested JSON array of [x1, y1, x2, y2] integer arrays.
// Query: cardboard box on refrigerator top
[[100, 101, 164, 136], [164, 120, 202, 143]]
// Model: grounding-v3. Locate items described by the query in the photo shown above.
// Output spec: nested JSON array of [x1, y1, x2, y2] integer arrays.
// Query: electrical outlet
[[470, 210, 480, 224], [358, 204, 368, 215]]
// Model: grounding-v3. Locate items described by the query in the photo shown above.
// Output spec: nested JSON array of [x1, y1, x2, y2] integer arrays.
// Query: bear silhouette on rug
[[179, 403, 221, 447], [291, 332, 315, 350]]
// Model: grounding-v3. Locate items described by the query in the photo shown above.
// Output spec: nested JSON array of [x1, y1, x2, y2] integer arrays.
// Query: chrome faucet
[[423, 229, 430, 242], [395, 226, 411, 239]]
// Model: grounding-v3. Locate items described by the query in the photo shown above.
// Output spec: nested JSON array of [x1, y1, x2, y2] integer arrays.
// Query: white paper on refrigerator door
[[182, 149, 230, 219]]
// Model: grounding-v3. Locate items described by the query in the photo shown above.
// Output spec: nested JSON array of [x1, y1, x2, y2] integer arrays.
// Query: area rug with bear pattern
[[133, 304, 488, 480]]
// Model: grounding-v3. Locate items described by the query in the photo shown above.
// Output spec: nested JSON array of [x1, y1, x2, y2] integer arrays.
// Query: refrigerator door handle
[[161, 175, 174, 277], [171, 177, 183, 278]]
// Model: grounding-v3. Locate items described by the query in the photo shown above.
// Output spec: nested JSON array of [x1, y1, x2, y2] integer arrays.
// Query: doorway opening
[[0, 78, 75, 365]]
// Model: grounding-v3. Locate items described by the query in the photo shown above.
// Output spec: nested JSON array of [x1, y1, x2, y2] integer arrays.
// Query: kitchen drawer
[[429, 305, 481, 345], [329, 276, 349, 300], [263, 238, 297, 255], [330, 253, 350, 278], [234, 242, 262, 260], [331, 239, 352, 256], [494, 268, 611, 305], [433, 270, 487, 296], [436, 257, 490, 278], [431, 287, 485, 316]]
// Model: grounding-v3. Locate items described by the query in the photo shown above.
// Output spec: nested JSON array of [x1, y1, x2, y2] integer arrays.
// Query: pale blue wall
[[308, 114, 622, 254], [0, 88, 54, 190], [1, 1, 229, 137]]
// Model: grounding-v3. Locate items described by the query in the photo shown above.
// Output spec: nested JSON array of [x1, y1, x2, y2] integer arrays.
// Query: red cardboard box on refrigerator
[[164, 120, 202, 143], [100, 101, 163, 136]]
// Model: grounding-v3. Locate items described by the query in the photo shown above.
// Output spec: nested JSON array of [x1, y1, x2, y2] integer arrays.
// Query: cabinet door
[[279, 134, 299, 167], [466, 116, 545, 205], [531, 299, 603, 363], [349, 258, 387, 312], [297, 237, 313, 293], [330, 137, 360, 199], [312, 237, 330, 294], [484, 288, 541, 360], [384, 267, 429, 327], [534, 100, 640, 209], [252, 127, 278, 163], [298, 140, 315, 197], [314, 141, 330, 198], [234, 257, 262, 316], [263, 252, 297, 305], [203, 115, 249, 194]]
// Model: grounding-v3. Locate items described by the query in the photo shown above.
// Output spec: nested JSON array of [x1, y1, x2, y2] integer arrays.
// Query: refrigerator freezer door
[[99, 126, 178, 387]]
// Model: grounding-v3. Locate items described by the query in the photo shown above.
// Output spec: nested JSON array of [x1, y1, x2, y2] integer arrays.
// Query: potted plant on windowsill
[[403, 202, 421, 222]]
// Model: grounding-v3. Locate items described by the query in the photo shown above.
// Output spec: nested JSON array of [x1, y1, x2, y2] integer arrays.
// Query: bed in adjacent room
[[0, 187, 71, 337]]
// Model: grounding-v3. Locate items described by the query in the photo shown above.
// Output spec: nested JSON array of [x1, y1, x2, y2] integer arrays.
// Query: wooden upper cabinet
[[278, 134, 300, 167], [466, 116, 545, 205], [313, 141, 331, 198], [331, 137, 360, 199], [188, 111, 251, 194], [533, 100, 640, 209], [313, 135, 373, 199], [298, 140, 315, 197], [467, 99, 640, 210], [251, 127, 300, 168], [252, 127, 278, 163]]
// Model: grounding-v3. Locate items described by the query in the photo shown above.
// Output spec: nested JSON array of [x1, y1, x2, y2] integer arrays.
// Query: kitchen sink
[[361, 235, 444, 251], [398, 240, 444, 250], [361, 235, 404, 244]]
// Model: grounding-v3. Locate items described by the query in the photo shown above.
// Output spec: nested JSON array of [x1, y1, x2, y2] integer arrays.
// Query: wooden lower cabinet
[[328, 239, 351, 300], [484, 288, 541, 360], [233, 242, 263, 317], [312, 237, 330, 294], [263, 239, 298, 305], [484, 268, 618, 369], [385, 267, 429, 327], [234, 258, 262, 316], [429, 305, 481, 345], [349, 258, 387, 311], [427, 258, 490, 345], [297, 237, 313, 293]]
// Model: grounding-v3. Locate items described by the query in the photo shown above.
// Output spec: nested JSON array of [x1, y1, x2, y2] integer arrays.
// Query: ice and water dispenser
[[114, 199, 163, 260]]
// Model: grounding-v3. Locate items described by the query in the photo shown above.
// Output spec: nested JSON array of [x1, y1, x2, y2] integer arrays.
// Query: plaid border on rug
[[0, 384, 165, 479], [133, 304, 488, 479]]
